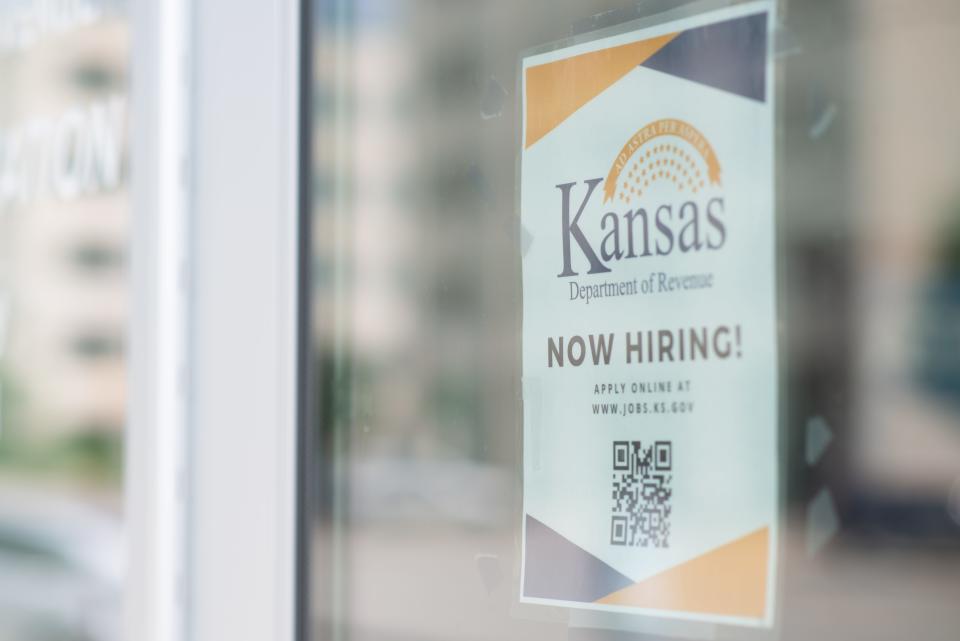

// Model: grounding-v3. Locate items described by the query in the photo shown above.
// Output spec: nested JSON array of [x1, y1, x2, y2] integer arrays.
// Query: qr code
[[611, 441, 673, 547]]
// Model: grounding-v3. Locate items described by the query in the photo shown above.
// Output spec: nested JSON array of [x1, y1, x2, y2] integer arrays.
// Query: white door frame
[[128, 1, 303, 639]]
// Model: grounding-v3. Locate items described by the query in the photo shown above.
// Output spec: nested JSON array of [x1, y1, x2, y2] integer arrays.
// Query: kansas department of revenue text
[[568, 271, 715, 304]]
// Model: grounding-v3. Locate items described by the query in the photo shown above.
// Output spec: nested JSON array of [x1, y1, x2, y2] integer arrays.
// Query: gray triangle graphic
[[524, 515, 634, 603]]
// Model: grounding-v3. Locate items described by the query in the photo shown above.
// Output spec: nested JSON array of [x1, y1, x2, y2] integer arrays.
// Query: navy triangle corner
[[641, 11, 769, 102]]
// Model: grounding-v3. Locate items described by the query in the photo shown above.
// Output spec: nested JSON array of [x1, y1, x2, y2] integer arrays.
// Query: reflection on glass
[[0, 2, 127, 639], [307, 1, 960, 640]]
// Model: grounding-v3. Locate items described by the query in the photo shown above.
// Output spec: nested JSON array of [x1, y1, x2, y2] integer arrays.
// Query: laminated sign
[[520, 2, 778, 627]]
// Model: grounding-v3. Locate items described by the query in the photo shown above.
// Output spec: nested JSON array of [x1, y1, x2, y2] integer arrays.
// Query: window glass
[[306, 1, 960, 639], [0, 2, 128, 640]]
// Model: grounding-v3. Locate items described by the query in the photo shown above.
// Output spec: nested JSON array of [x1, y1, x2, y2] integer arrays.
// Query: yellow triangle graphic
[[596, 527, 769, 619], [524, 33, 678, 149]]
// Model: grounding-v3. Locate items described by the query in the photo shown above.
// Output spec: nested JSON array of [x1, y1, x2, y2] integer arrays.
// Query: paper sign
[[520, 2, 778, 627]]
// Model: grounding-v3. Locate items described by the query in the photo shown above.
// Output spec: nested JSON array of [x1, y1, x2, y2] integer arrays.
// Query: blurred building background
[[0, 0, 959, 640]]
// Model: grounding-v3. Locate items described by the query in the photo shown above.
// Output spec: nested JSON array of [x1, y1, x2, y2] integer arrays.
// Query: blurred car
[[0, 489, 122, 641]]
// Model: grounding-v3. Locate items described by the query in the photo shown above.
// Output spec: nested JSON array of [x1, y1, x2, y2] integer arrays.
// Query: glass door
[[300, 1, 960, 640]]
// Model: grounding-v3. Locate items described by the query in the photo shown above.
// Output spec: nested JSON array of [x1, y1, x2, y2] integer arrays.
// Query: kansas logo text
[[557, 118, 726, 278]]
